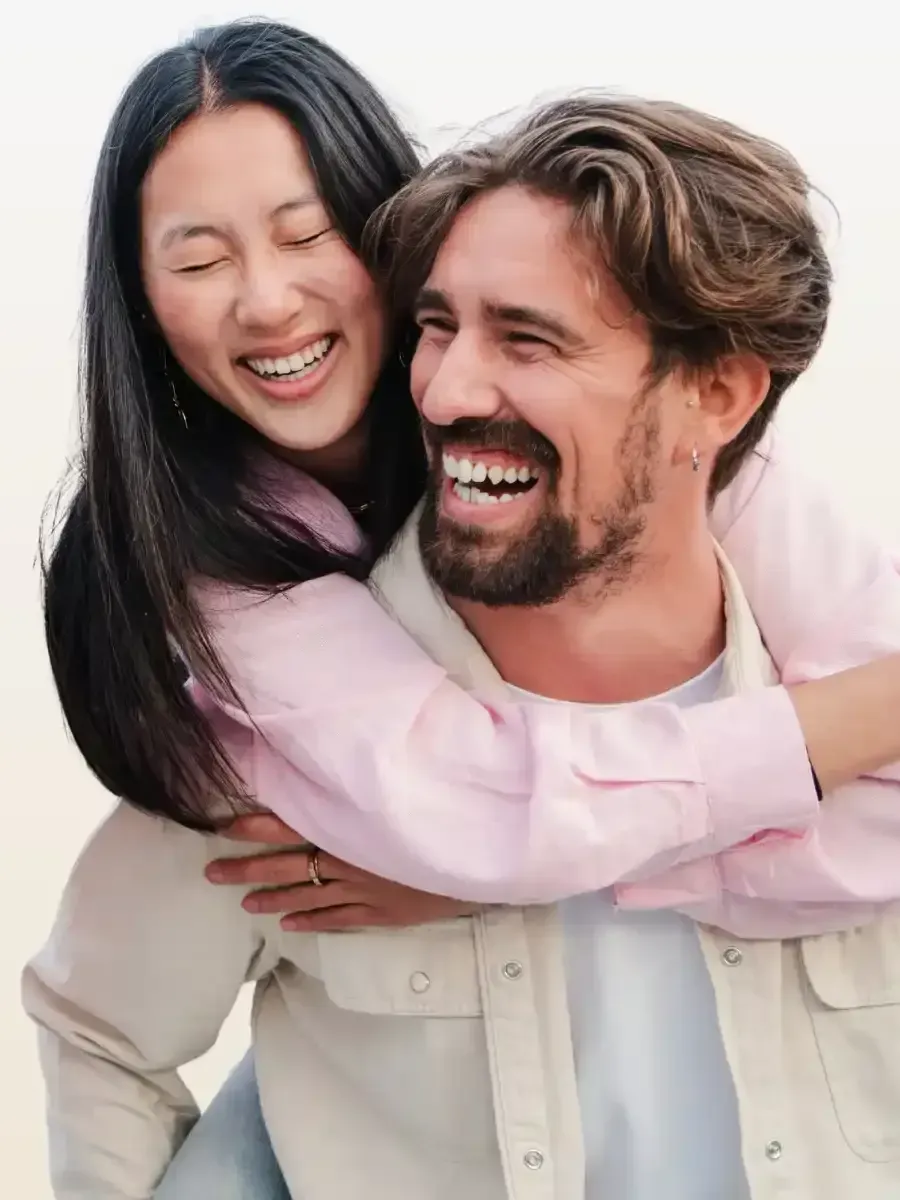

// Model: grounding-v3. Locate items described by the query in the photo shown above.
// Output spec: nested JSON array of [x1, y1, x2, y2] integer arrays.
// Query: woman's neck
[[271, 415, 371, 510]]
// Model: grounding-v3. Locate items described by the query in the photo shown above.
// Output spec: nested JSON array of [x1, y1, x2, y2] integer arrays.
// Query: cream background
[[1, 1, 898, 1194]]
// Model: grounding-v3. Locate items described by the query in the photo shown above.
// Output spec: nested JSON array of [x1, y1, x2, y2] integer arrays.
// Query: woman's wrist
[[788, 654, 900, 793]]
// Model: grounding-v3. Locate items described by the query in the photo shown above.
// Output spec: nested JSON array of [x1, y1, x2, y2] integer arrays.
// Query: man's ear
[[696, 354, 771, 451]]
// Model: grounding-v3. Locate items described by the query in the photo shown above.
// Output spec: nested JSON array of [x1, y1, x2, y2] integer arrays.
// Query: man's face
[[410, 185, 690, 607]]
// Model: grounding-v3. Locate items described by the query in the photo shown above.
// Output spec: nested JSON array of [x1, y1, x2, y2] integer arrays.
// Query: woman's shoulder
[[710, 425, 782, 536], [247, 451, 366, 557]]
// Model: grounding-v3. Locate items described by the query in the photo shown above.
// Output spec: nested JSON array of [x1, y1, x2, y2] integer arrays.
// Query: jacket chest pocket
[[801, 916, 900, 1163], [316, 918, 484, 1017]]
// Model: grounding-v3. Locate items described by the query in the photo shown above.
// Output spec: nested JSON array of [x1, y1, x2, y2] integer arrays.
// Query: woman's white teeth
[[443, 455, 539, 484], [246, 337, 333, 378]]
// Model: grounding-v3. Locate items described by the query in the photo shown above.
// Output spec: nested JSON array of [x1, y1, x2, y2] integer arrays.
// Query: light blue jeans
[[155, 1052, 290, 1200]]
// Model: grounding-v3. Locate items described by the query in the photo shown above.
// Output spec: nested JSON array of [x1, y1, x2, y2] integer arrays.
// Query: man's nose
[[418, 343, 503, 427], [236, 255, 304, 330]]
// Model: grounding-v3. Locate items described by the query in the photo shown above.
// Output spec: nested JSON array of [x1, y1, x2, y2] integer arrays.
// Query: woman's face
[[141, 103, 386, 460]]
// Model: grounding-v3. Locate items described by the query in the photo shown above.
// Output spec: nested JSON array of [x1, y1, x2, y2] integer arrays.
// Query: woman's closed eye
[[285, 226, 334, 247], [175, 228, 335, 273], [176, 259, 226, 274]]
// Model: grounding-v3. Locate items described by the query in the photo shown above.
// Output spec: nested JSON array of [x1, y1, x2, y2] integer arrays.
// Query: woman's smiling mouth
[[237, 335, 340, 402]]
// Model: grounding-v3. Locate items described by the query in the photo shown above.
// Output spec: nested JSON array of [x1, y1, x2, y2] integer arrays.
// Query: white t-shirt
[[509, 656, 751, 1200]]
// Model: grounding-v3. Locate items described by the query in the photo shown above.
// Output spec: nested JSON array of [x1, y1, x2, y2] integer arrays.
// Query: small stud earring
[[691, 446, 701, 472]]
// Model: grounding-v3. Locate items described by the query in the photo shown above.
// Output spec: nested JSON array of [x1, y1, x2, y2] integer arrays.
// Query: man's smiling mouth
[[442, 453, 541, 506]]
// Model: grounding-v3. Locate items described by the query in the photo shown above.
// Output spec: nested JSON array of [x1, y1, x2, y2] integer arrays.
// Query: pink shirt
[[200, 428, 900, 938]]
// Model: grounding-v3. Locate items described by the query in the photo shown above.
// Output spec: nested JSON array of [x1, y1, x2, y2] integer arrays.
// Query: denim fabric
[[155, 1053, 290, 1200]]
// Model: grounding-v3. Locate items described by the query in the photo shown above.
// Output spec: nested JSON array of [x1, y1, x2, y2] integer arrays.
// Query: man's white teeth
[[443, 455, 539, 484], [452, 482, 519, 505], [246, 337, 333, 378]]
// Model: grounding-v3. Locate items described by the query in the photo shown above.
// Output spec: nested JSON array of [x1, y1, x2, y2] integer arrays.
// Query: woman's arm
[[611, 428, 900, 934], [196, 429, 900, 917], [22, 803, 276, 1199]]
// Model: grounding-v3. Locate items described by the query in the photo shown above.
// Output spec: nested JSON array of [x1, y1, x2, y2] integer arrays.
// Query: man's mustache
[[422, 419, 559, 469]]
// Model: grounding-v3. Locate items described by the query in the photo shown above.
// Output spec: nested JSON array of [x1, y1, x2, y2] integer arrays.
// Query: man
[[217, 94, 900, 1199], [352, 94, 899, 1199], [27, 95, 900, 1200]]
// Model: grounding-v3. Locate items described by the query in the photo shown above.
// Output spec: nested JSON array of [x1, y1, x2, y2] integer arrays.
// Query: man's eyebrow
[[483, 300, 576, 344], [159, 195, 321, 250], [414, 289, 580, 346], [413, 286, 454, 315]]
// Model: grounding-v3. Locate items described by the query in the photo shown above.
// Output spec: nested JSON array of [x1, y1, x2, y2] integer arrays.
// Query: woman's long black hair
[[43, 20, 425, 829]]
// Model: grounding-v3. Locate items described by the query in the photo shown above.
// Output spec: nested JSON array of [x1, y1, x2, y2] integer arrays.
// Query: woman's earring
[[169, 377, 189, 429]]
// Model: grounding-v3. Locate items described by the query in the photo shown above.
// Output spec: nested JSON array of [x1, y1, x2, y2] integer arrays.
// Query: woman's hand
[[206, 813, 480, 932]]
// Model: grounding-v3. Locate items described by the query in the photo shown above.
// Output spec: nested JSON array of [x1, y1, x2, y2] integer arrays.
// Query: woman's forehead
[[141, 104, 320, 235]]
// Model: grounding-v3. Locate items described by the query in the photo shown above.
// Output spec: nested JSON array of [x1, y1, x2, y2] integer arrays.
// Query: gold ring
[[307, 849, 323, 887]]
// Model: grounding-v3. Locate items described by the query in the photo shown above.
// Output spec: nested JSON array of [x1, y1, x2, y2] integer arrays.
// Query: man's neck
[[450, 531, 725, 705]]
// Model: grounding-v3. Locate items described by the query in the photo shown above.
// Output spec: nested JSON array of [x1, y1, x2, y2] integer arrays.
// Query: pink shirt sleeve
[[202, 579, 816, 905], [615, 428, 900, 935], [198, 427, 900, 933]]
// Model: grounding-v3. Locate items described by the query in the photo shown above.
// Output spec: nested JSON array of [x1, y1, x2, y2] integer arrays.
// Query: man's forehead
[[423, 188, 592, 311], [430, 187, 572, 273], [421, 190, 630, 336]]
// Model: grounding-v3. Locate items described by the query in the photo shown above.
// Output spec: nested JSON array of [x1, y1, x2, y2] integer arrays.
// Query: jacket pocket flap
[[802, 917, 900, 1010], [317, 920, 483, 1017]]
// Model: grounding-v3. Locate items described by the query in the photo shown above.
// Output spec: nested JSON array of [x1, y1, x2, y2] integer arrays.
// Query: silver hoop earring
[[691, 446, 701, 472]]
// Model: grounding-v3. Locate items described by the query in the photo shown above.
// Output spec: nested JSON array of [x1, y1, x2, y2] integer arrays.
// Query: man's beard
[[418, 405, 659, 608]]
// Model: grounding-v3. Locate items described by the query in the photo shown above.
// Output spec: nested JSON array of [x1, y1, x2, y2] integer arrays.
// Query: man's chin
[[417, 484, 582, 607], [420, 531, 554, 607]]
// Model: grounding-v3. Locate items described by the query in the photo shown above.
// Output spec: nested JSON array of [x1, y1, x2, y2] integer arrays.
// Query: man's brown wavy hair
[[368, 93, 832, 497]]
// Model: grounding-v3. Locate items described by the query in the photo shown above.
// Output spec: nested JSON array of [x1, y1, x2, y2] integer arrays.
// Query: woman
[[42, 20, 900, 916], [27, 18, 900, 1200]]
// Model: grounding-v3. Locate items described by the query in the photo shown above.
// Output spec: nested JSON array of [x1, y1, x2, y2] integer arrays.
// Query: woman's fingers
[[281, 905, 385, 933], [242, 882, 358, 915], [205, 842, 484, 932], [207, 847, 352, 887]]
